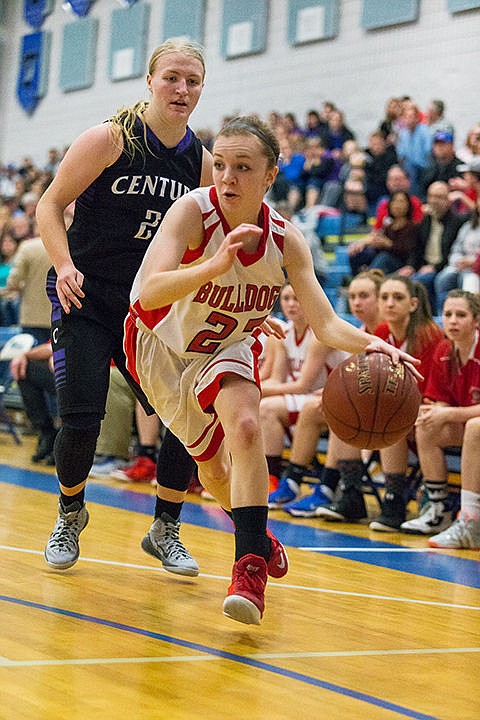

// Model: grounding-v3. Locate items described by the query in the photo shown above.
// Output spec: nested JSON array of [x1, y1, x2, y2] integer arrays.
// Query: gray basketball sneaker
[[44, 501, 89, 569], [141, 513, 199, 576]]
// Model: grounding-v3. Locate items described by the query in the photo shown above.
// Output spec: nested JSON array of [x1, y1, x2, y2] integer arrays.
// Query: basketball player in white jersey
[[125, 116, 420, 625]]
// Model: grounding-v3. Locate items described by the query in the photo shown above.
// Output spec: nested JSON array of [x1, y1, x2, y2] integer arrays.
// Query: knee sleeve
[[156, 429, 195, 491], [54, 413, 102, 488]]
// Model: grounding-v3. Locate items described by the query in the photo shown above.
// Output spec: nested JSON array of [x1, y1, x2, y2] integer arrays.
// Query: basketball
[[322, 352, 421, 449]]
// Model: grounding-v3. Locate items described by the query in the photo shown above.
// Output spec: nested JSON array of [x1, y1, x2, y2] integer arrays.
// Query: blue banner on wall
[[16, 31, 50, 114], [63, 0, 95, 17], [23, 0, 54, 29]]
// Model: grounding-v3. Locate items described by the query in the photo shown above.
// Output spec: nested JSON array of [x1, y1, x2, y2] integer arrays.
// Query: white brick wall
[[0, 0, 477, 166]]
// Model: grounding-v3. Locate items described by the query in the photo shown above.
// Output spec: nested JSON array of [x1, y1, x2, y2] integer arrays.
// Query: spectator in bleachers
[[268, 270, 383, 514], [269, 136, 305, 204], [10, 213, 34, 242], [402, 290, 480, 540], [288, 137, 334, 211], [426, 99, 454, 136], [44, 148, 61, 176], [364, 131, 398, 215], [341, 153, 368, 222], [0, 205, 12, 236], [17, 156, 39, 192], [456, 122, 480, 164], [418, 130, 463, 201], [20, 191, 40, 224], [378, 97, 403, 146], [0, 230, 20, 326], [282, 111, 304, 147], [11, 177, 26, 210], [434, 194, 480, 309], [6, 234, 52, 344], [396, 103, 433, 195], [317, 139, 361, 210], [9, 341, 57, 464], [303, 109, 328, 141], [266, 110, 283, 132], [373, 165, 423, 229], [348, 190, 418, 275], [318, 101, 336, 124], [0, 164, 18, 198], [448, 156, 480, 214], [274, 201, 328, 284], [323, 109, 355, 158], [401, 181, 465, 313]]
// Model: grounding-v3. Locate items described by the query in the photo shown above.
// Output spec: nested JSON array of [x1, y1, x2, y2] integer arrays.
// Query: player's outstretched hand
[[365, 337, 423, 382], [56, 263, 85, 313]]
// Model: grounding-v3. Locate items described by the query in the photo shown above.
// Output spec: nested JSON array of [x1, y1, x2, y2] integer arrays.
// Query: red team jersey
[[374, 321, 444, 396], [424, 333, 480, 406]]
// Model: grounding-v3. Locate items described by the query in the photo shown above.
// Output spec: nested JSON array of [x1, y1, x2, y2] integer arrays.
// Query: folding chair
[[0, 333, 36, 444]]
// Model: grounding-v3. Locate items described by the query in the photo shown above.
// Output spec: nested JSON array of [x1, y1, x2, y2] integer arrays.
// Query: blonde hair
[[350, 268, 385, 295], [109, 39, 206, 163]]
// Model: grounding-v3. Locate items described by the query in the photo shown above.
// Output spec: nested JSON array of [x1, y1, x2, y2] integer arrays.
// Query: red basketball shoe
[[112, 456, 156, 484], [266, 529, 289, 578], [223, 554, 267, 625]]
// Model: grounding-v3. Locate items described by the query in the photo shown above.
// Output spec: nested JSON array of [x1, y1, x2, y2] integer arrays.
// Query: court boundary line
[[1, 645, 480, 668], [1, 468, 479, 589], [1, 544, 478, 612], [0, 593, 444, 720]]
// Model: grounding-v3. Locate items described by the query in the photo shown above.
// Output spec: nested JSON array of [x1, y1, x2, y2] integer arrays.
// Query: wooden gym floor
[[0, 433, 479, 720]]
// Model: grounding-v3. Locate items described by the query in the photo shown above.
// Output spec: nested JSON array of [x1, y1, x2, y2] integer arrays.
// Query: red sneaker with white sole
[[111, 456, 156, 483], [266, 529, 289, 578], [223, 554, 267, 625]]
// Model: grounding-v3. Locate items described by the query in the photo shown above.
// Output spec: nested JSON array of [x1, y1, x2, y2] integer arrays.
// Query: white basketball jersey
[[283, 323, 313, 382], [130, 186, 286, 357]]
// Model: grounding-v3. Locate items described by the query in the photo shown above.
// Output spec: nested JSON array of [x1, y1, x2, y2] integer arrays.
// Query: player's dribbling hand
[[365, 338, 423, 382], [56, 263, 85, 313]]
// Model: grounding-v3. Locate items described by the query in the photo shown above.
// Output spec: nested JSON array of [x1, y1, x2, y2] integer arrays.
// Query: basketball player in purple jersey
[[36, 40, 213, 573]]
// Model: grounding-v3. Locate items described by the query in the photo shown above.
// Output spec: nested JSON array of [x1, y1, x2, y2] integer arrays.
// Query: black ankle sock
[[266, 455, 284, 480], [231, 506, 270, 561], [138, 444, 157, 462], [60, 492, 84, 511], [320, 466, 341, 493], [283, 462, 307, 484], [337, 459, 364, 489], [384, 473, 406, 498], [154, 497, 182, 521]]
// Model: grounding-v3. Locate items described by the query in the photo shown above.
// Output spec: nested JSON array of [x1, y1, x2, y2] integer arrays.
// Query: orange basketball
[[322, 352, 421, 449]]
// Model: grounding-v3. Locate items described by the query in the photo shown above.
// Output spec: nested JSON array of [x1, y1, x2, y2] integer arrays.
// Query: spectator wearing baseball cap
[[419, 129, 463, 201], [448, 157, 480, 214]]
